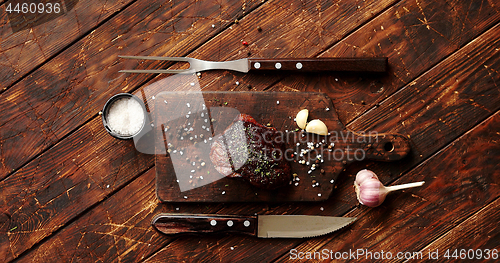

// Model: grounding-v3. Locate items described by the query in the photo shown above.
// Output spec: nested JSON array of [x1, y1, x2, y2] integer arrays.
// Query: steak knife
[[152, 213, 356, 238]]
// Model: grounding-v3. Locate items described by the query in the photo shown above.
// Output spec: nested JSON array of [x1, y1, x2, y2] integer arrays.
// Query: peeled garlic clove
[[295, 109, 309, 129], [305, 119, 328, 135]]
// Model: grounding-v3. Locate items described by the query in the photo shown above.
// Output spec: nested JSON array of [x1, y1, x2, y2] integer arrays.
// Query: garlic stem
[[385, 181, 425, 192]]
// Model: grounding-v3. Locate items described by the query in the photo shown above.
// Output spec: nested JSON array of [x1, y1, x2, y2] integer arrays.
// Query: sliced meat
[[210, 114, 291, 189]]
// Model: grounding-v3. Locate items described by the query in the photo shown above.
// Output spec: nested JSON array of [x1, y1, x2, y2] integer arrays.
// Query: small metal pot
[[101, 93, 147, 140]]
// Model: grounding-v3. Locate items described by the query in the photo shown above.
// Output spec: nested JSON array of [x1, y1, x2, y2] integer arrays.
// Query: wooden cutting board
[[155, 91, 410, 202]]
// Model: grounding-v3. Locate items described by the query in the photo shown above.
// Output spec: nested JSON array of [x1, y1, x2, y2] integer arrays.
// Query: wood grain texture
[[152, 214, 257, 236], [155, 91, 410, 202], [0, 0, 133, 88], [273, 111, 500, 262], [418, 197, 500, 257], [151, 0, 400, 94], [346, 21, 500, 180], [0, 117, 154, 262], [146, 11, 500, 263], [1, 0, 498, 261], [15, 169, 168, 263], [318, 0, 500, 124], [0, 0, 263, 180], [0, 0, 264, 260], [247, 57, 388, 72]]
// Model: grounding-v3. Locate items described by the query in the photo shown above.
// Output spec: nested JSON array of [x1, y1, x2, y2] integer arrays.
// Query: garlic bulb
[[354, 169, 425, 207], [305, 119, 328, 135], [355, 169, 378, 186], [295, 109, 309, 129]]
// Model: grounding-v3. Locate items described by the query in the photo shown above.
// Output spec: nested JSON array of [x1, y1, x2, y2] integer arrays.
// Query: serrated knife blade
[[152, 213, 356, 238]]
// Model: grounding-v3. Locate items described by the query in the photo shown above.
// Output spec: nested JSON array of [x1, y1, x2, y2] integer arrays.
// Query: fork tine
[[118, 55, 191, 62], [119, 69, 192, 74], [119, 55, 192, 74]]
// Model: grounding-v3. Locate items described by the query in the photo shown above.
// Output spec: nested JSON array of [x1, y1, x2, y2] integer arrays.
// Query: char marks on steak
[[210, 114, 291, 189]]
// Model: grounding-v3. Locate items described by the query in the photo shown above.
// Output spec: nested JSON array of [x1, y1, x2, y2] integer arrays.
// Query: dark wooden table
[[1, 0, 499, 262]]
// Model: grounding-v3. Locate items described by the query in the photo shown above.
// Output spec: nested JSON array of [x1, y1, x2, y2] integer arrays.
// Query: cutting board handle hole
[[384, 142, 395, 152]]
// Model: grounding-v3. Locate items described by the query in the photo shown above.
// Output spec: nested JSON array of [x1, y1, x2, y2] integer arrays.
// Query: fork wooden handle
[[247, 57, 388, 72]]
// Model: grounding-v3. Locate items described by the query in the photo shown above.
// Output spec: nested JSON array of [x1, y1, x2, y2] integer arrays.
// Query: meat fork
[[118, 56, 388, 74]]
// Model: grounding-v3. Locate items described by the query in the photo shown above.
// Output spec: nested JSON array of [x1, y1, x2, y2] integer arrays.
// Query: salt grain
[[107, 97, 145, 136]]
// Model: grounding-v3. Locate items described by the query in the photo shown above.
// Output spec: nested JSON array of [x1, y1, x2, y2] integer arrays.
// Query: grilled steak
[[210, 114, 291, 189]]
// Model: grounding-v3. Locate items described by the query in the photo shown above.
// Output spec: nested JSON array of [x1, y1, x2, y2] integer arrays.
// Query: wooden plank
[[346, 21, 500, 180], [0, 0, 134, 89], [2, 0, 496, 262], [0, 0, 265, 261], [146, 19, 500, 262], [0, 0, 264, 180], [273, 111, 500, 262], [14, 168, 225, 262], [161, 0, 400, 93], [272, 0, 500, 124], [418, 197, 500, 259], [16, 167, 317, 262], [0, 117, 154, 262]]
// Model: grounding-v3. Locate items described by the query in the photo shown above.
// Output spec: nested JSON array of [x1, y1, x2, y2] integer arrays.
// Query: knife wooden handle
[[247, 57, 388, 72], [152, 213, 257, 236]]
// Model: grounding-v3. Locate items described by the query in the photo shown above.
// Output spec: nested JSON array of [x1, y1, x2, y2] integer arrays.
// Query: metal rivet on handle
[[244, 220, 250, 227], [296, 62, 303, 69], [227, 220, 234, 227], [275, 62, 282, 69], [254, 62, 261, 69], [210, 220, 217, 226]]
